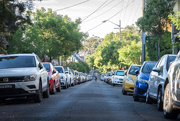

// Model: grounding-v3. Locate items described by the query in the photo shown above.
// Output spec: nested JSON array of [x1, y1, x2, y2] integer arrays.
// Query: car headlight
[[138, 78, 148, 84], [24, 74, 37, 81], [126, 76, 133, 82]]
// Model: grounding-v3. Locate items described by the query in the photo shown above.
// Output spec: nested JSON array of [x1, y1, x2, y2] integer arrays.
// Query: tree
[[136, 0, 176, 59]]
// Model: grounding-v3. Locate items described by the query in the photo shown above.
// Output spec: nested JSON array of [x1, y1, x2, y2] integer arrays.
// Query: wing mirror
[[135, 70, 139, 76], [153, 67, 160, 73], [38, 63, 43, 70]]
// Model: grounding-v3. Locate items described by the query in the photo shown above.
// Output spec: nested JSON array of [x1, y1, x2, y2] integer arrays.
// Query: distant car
[[87, 74, 92, 81], [122, 64, 141, 95], [74, 70, 80, 84], [70, 69, 75, 86], [64, 67, 71, 87], [111, 70, 124, 86], [146, 54, 176, 111], [101, 74, 104, 81], [133, 61, 156, 101], [55, 66, 68, 89], [42, 62, 61, 94], [79, 72, 85, 83], [0, 53, 49, 103], [163, 52, 180, 119]]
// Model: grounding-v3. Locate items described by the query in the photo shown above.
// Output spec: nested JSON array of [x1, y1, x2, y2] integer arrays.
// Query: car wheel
[[51, 82, 56, 94], [146, 90, 152, 104], [157, 88, 163, 111], [34, 81, 43, 103], [133, 95, 139, 102], [56, 83, 61, 92], [163, 83, 179, 119], [43, 80, 49, 98], [122, 87, 127, 95]]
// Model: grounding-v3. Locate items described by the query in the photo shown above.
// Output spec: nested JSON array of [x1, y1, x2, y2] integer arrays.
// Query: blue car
[[133, 61, 156, 101]]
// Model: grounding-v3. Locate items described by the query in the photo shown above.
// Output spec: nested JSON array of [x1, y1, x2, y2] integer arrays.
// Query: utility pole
[[142, 0, 146, 64]]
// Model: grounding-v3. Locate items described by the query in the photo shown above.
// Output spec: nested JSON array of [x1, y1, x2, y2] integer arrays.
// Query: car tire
[[157, 88, 163, 111], [51, 82, 56, 94], [43, 80, 49, 98], [163, 83, 179, 119], [34, 81, 43, 103], [56, 83, 61, 92], [122, 87, 127, 95], [133, 95, 139, 102], [146, 90, 152, 104]]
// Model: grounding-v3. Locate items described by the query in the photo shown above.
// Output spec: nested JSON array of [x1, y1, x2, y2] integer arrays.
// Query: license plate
[[0, 85, 13, 89]]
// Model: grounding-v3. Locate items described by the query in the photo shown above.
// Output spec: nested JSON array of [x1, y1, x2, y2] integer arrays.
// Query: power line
[[83, 0, 124, 23], [107, 0, 135, 20], [82, 0, 109, 21], [125, 0, 135, 25], [97, 0, 115, 11], [86, 0, 135, 32], [54, 0, 90, 11], [131, 0, 141, 24]]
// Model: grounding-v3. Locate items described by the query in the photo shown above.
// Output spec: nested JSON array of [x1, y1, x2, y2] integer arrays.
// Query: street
[[0, 79, 180, 121]]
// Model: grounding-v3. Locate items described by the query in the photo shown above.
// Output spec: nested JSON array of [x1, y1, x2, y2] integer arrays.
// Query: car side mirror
[[124, 71, 127, 75], [38, 63, 43, 70], [135, 70, 139, 76], [52, 70, 56, 74], [65, 71, 68, 74], [153, 67, 160, 73]]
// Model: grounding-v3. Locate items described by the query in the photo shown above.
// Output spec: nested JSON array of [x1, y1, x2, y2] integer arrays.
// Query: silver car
[[146, 54, 176, 111], [55, 66, 68, 89], [0, 54, 49, 103], [163, 52, 180, 119]]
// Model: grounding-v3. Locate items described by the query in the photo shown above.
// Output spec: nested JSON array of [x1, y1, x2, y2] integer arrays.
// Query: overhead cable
[[54, 0, 90, 11], [82, 0, 109, 21]]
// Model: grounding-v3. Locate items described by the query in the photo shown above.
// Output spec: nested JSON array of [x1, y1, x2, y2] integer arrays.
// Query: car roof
[[0, 53, 36, 57]]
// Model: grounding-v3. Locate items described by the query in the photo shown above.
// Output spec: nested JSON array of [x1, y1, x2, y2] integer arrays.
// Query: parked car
[[64, 67, 71, 87], [70, 69, 75, 86], [79, 72, 85, 83], [101, 74, 104, 81], [87, 74, 92, 81], [122, 64, 141, 95], [74, 70, 80, 84], [146, 54, 176, 111], [42, 62, 61, 94], [0, 53, 49, 103], [111, 70, 124, 86], [133, 61, 156, 101], [163, 53, 180, 119], [55, 66, 68, 89]]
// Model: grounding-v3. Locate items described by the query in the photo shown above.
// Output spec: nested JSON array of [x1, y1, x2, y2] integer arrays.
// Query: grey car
[[163, 52, 180, 119], [0, 53, 49, 103], [146, 54, 176, 111]]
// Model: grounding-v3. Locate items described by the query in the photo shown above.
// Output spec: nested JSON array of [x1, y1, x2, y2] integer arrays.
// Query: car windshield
[[71, 70, 74, 75], [64, 67, 68, 72], [55, 67, 64, 73], [0, 56, 36, 69], [129, 66, 141, 75], [142, 62, 156, 74], [116, 71, 124, 76], [167, 56, 176, 71], [43, 64, 50, 72]]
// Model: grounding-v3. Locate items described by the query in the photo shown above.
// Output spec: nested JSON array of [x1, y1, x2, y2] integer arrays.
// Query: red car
[[42, 62, 61, 94]]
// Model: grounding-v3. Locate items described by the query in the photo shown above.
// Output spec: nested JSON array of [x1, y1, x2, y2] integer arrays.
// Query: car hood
[[58, 73, 65, 77], [139, 72, 150, 80], [0, 68, 38, 77], [114, 75, 124, 79]]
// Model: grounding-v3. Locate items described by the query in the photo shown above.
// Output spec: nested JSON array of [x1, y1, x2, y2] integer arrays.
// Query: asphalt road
[[0, 79, 180, 121]]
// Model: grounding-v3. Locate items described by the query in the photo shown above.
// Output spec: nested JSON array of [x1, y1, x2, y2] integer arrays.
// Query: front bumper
[[112, 79, 123, 85], [0, 81, 39, 98], [60, 79, 66, 86], [134, 81, 147, 97], [124, 81, 134, 92]]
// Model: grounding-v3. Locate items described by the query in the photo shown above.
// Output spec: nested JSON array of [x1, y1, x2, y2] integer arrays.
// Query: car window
[[116, 71, 124, 76], [128, 66, 141, 75], [55, 67, 64, 73], [142, 62, 156, 74], [167, 56, 176, 71], [0, 56, 36, 69], [43, 63, 50, 72], [64, 67, 68, 72], [156, 56, 165, 73]]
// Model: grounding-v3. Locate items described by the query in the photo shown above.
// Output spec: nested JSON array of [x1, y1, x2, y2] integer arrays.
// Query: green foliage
[[136, 0, 175, 59], [118, 41, 142, 66], [67, 61, 90, 73], [85, 25, 142, 73], [7, 7, 85, 61]]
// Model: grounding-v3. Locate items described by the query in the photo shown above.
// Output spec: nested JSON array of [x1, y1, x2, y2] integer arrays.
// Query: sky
[[33, 0, 143, 38]]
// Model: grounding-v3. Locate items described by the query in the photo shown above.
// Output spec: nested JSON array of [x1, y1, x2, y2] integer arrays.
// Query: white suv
[[0, 54, 49, 103], [111, 70, 124, 86]]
